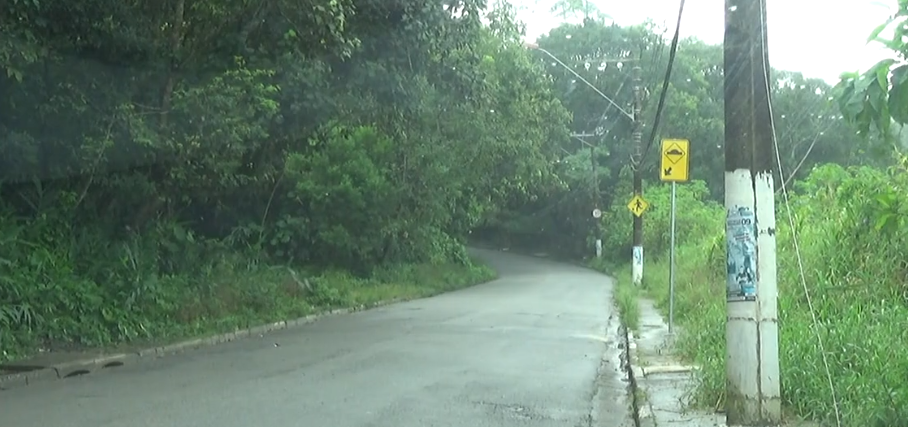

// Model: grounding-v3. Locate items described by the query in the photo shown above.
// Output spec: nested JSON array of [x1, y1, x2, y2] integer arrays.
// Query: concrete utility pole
[[631, 65, 644, 285], [591, 140, 601, 257], [723, 0, 781, 425], [572, 133, 601, 257]]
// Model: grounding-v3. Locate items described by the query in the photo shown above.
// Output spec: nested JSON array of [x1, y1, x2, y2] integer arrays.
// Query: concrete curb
[[588, 314, 628, 427], [624, 330, 656, 427], [0, 299, 403, 391], [641, 365, 697, 376]]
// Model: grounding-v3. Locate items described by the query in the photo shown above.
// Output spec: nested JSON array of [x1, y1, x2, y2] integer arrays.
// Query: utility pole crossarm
[[570, 133, 597, 137], [586, 57, 641, 63], [571, 133, 597, 148]]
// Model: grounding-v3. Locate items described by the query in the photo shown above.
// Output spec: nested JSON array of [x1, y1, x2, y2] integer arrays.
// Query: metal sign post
[[659, 138, 690, 335], [669, 182, 676, 334]]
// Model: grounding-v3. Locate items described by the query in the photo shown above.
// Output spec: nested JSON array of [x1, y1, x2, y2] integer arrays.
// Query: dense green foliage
[[0, 0, 569, 359], [587, 3, 908, 426], [3, 0, 908, 424], [616, 165, 908, 426], [836, 0, 908, 138], [484, 16, 890, 260]]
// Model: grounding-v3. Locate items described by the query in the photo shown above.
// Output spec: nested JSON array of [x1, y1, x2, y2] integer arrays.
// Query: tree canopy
[[835, 1, 908, 138], [488, 17, 891, 259], [0, 0, 575, 355], [0, 0, 897, 397]]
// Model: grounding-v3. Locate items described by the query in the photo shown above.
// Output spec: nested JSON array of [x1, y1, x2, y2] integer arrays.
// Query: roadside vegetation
[[603, 162, 908, 426], [3, 0, 908, 424], [0, 0, 551, 361], [585, 5, 908, 426]]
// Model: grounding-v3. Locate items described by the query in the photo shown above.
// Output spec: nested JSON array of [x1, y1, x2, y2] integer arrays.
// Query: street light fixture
[[523, 41, 634, 121]]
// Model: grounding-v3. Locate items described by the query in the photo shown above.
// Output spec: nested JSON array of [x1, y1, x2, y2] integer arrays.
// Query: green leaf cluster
[[0, 0, 567, 357]]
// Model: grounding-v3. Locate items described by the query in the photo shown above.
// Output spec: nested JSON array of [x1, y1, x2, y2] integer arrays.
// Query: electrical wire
[[638, 0, 686, 166], [647, 31, 668, 90], [537, 47, 635, 120], [758, 0, 843, 424], [590, 73, 632, 132], [575, 75, 633, 161], [777, 101, 840, 191], [769, 78, 841, 190]]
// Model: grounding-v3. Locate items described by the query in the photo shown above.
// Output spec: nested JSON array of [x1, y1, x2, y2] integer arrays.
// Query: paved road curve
[[0, 249, 631, 427]]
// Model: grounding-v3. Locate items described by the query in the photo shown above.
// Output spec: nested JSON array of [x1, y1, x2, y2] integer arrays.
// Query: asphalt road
[[0, 249, 631, 427]]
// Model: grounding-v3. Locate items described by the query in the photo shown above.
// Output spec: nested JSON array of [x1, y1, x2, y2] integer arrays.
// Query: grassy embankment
[[590, 165, 908, 426], [1, 218, 496, 362]]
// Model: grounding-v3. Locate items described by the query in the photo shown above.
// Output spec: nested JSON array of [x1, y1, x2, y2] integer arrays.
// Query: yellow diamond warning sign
[[659, 138, 690, 182], [627, 194, 649, 217]]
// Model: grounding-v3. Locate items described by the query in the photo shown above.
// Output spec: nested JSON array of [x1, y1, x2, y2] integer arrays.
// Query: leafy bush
[[598, 177, 723, 261], [614, 163, 908, 425], [0, 1, 562, 362], [0, 201, 496, 361]]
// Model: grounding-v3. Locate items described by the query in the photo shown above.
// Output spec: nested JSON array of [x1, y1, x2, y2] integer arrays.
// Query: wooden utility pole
[[723, 0, 781, 424], [631, 65, 644, 285]]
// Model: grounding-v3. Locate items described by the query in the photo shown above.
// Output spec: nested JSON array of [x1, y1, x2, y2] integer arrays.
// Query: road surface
[[0, 249, 630, 427]]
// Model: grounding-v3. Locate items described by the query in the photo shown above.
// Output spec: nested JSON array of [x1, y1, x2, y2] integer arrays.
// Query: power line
[[638, 0, 686, 166], [760, 0, 842, 423], [643, 25, 669, 90], [776, 93, 840, 190], [527, 43, 635, 120], [589, 73, 632, 136]]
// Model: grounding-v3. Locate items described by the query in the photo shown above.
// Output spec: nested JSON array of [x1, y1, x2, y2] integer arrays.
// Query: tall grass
[[0, 208, 497, 363], [601, 164, 908, 425], [589, 260, 641, 332]]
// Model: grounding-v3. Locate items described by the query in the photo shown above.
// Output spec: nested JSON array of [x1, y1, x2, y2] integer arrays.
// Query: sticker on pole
[[626, 194, 649, 217], [592, 208, 602, 219], [659, 139, 690, 182], [726, 206, 757, 302]]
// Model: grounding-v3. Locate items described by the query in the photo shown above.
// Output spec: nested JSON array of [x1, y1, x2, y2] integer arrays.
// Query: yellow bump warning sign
[[659, 138, 690, 182]]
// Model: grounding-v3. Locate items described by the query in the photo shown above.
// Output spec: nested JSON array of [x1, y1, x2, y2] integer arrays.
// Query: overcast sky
[[514, 0, 898, 83]]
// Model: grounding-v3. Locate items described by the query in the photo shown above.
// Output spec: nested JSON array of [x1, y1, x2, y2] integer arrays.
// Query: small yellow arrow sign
[[627, 194, 650, 217], [660, 138, 690, 182]]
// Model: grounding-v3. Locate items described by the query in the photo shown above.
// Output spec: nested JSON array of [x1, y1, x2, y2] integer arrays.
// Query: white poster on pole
[[726, 206, 757, 302]]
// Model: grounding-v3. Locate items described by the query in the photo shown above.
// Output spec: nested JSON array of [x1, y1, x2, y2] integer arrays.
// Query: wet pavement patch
[[474, 401, 551, 421], [63, 369, 91, 378]]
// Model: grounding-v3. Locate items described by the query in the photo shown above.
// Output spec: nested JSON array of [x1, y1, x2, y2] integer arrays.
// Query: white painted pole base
[[595, 239, 602, 258], [724, 169, 781, 426], [631, 245, 643, 285]]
